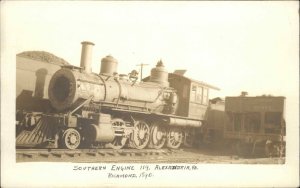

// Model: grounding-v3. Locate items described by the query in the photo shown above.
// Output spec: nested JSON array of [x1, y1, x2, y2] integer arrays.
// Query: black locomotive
[[16, 41, 218, 150], [16, 41, 285, 157]]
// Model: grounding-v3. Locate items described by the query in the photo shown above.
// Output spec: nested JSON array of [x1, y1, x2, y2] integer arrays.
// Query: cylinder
[[80, 41, 95, 73], [91, 124, 115, 142], [150, 60, 169, 87], [83, 124, 115, 143], [100, 55, 118, 76]]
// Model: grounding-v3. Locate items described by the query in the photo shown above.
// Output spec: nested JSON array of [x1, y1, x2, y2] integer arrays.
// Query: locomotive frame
[[16, 41, 218, 151]]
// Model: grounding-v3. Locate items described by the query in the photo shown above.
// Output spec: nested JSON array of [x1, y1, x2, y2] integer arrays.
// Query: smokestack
[[80, 41, 95, 73]]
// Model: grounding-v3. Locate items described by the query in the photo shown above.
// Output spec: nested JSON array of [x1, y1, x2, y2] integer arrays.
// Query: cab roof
[[168, 73, 220, 90]]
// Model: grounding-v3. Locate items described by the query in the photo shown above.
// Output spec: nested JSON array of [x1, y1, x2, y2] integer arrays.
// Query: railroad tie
[[39, 152, 50, 158], [86, 152, 98, 157], [52, 152, 64, 158], [65, 151, 80, 157], [97, 152, 106, 156], [23, 153, 33, 158]]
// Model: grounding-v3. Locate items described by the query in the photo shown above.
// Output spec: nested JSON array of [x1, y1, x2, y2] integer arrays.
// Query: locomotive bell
[[100, 55, 118, 76], [150, 60, 169, 87], [80, 41, 94, 73]]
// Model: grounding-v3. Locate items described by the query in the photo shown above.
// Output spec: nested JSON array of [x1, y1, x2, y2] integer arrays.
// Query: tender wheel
[[149, 123, 166, 149], [130, 120, 150, 149], [167, 127, 183, 149], [279, 142, 286, 157], [183, 128, 195, 147], [62, 128, 81, 150], [234, 141, 252, 157], [107, 118, 128, 149], [265, 140, 282, 157]]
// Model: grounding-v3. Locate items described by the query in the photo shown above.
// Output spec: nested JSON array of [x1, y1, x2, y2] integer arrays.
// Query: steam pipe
[[80, 41, 95, 73], [167, 117, 202, 128]]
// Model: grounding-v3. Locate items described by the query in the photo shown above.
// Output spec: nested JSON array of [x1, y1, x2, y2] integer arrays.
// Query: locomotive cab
[[168, 72, 220, 120]]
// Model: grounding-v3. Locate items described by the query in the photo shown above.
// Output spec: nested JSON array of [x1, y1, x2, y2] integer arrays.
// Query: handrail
[[68, 96, 94, 116]]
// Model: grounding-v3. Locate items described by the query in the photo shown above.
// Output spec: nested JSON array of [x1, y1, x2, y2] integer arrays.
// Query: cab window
[[191, 84, 205, 103], [196, 86, 203, 102], [190, 85, 197, 102], [202, 88, 208, 105]]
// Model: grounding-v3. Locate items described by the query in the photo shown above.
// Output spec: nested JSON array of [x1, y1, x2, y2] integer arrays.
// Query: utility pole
[[136, 63, 149, 81]]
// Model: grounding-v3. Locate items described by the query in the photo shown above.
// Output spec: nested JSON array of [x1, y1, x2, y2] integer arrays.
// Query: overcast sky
[[1, 1, 299, 187], [3, 1, 298, 99]]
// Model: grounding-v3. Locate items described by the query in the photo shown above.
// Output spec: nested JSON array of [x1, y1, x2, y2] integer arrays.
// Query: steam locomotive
[[16, 41, 219, 150], [16, 41, 286, 157]]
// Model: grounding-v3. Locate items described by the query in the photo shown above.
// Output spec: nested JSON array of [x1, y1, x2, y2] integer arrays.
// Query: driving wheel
[[149, 123, 166, 149], [130, 120, 150, 149], [167, 127, 183, 149]]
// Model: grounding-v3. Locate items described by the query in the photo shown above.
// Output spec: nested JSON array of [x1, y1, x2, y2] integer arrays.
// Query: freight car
[[204, 93, 286, 157], [16, 41, 219, 150], [16, 51, 69, 112]]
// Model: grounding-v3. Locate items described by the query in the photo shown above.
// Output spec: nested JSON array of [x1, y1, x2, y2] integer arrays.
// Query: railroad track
[[16, 148, 285, 164], [16, 148, 176, 162]]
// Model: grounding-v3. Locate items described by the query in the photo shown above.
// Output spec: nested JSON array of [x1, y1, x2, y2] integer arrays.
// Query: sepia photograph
[[1, 1, 299, 187]]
